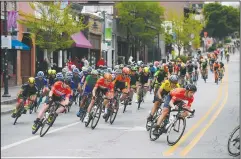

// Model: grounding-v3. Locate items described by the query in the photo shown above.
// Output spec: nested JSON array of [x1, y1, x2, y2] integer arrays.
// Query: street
[[1, 53, 240, 158]]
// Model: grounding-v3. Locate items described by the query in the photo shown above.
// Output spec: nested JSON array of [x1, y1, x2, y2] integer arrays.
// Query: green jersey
[[85, 75, 98, 88]]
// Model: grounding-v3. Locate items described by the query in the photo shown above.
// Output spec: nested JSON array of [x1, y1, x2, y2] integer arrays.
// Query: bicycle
[[79, 93, 92, 122], [29, 98, 38, 114], [122, 91, 130, 113], [104, 92, 121, 124], [13, 98, 35, 125], [137, 84, 148, 110], [192, 71, 197, 86], [67, 89, 79, 113], [214, 69, 219, 84], [201, 69, 207, 83], [39, 99, 66, 137], [145, 95, 167, 131], [227, 125, 240, 157], [149, 101, 195, 146], [35, 89, 44, 113], [84, 89, 105, 129]]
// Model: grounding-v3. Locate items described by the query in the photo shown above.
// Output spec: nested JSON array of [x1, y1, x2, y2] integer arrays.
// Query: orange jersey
[[164, 66, 169, 73], [52, 81, 71, 98], [170, 88, 194, 107], [95, 77, 114, 91], [213, 63, 220, 70], [113, 74, 130, 84]]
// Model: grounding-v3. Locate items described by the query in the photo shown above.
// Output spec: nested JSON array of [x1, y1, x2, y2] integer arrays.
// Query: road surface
[[1, 53, 239, 158]]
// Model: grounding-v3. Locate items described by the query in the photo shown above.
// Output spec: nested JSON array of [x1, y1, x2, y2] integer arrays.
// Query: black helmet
[[185, 84, 197, 92]]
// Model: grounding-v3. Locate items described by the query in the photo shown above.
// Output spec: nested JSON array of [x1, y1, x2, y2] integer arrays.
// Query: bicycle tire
[[85, 112, 93, 127], [110, 105, 119, 125], [13, 106, 24, 125], [29, 103, 34, 114], [91, 104, 102, 129], [105, 110, 110, 122], [32, 119, 43, 134], [149, 123, 160, 141], [13, 115, 20, 125], [40, 115, 57, 137], [167, 117, 186, 146], [227, 125, 240, 157]]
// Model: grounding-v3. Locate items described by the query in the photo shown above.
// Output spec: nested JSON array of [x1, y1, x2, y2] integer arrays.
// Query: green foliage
[[18, 2, 88, 52], [217, 43, 223, 48], [208, 44, 217, 52], [203, 3, 240, 38], [175, 55, 188, 63], [115, 2, 165, 47], [224, 38, 232, 44]]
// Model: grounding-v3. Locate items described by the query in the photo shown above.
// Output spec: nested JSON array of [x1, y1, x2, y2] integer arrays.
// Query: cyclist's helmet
[[91, 69, 98, 75], [143, 67, 149, 73], [169, 74, 179, 84], [103, 73, 112, 81], [87, 67, 92, 73], [71, 65, 76, 70], [28, 77, 35, 84], [185, 84, 197, 92], [64, 76, 71, 85], [48, 69, 52, 75], [115, 69, 122, 74], [62, 67, 68, 74], [37, 71, 44, 78], [73, 68, 79, 74], [122, 67, 130, 75], [66, 71, 73, 79], [154, 61, 159, 66], [149, 63, 153, 67], [51, 70, 56, 75], [56, 72, 64, 81], [137, 61, 143, 66], [131, 66, 138, 71]]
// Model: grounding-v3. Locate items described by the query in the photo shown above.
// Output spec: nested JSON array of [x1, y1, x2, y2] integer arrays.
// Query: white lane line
[[1, 156, 90, 158], [1, 121, 80, 151]]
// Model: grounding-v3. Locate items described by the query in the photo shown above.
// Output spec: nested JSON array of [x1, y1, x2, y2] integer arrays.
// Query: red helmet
[[154, 61, 159, 66], [122, 67, 130, 74]]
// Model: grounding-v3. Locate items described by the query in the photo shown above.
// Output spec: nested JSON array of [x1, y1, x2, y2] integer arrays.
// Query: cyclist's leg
[[36, 96, 51, 119]]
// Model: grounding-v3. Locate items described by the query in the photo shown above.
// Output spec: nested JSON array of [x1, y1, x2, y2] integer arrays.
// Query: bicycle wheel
[[123, 98, 128, 113], [138, 90, 143, 110], [167, 117, 186, 146], [32, 118, 44, 134], [149, 123, 160, 141], [146, 119, 152, 131], [228, 125, 240, 157], [13, 106, 24, 125], [29, 103, 34, 114], [91, 104, 102, 129], [110, 105, 119, 124], [85, 112, 93, 127], [40, 114, 57, 137]]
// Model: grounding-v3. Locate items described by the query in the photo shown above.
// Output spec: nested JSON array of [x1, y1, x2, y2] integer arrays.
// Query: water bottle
[[157, 108, 162, 115], [45, 112, 49, 119]]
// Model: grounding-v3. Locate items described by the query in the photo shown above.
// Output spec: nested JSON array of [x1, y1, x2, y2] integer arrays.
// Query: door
[[21, 50, 31, 84]]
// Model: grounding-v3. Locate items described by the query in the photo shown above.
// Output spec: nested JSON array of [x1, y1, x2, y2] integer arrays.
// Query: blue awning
[[12, 40, 30, 50]]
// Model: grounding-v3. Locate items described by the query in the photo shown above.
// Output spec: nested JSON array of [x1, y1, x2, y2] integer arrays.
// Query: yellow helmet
[[28, 77, 35, 84], [48, 69, 52, 75], [143, 67, 149, 73], [51, 69, 56, 75], [181, 63, 185, 68]]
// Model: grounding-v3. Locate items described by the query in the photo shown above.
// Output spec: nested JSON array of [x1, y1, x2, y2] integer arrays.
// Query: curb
[[1, 98, 17, 105], [1, 109, 14, 115]]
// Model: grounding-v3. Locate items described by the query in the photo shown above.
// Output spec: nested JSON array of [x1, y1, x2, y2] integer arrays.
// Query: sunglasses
[[106, 80, 112, 82]]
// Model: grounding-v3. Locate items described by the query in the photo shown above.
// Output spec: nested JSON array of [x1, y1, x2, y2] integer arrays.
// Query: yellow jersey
[[160, 80, 180, 92]]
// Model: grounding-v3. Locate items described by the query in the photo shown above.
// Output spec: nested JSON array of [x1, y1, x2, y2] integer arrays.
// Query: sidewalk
[[1, 85, 20, 104], [1, 104, 15, 115]]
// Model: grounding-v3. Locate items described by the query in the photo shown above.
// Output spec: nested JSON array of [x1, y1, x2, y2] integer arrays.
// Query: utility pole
[[2, 1, 11, 97]]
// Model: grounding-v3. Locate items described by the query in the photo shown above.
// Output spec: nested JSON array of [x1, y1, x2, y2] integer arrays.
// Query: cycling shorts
[[83, 85, 93, 96], [45, 94, 63, 104]]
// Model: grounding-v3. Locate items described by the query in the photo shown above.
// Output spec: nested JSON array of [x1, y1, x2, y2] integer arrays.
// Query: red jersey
[[52, 81, 72, 98], [170, 88, 194, 107], [95, 77, 114, 91]]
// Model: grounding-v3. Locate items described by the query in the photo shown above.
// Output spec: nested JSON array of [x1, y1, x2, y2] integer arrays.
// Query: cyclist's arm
[[82, 81, 87, 92], [157, 87, 164, 100]]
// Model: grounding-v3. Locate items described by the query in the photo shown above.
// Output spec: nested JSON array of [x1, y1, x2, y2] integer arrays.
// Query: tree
[[203, 3, 240, 39], [115, 2, 164, 58], [18, 2, 89, 53], [167, 11, 203, 56]]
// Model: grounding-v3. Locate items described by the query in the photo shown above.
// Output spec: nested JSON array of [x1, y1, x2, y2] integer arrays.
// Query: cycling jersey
[[72, 76, 81, 89], [170, 88, 194, 107], [160, 80, 180, 92], [85, 75, 98, 89], [130, 73, 139, 86], [20, 83, 38, 97], [201, 61, 208, 69], [113, 74, 131, 90], [35, 77, 48, 90], [186, 64, 194, 73], [213, 63, 220, 71], [167, 64, 173, 73], [95, 77, 114, 91], [149, 67, 156, 77], [179, 67, 186, 76], [52, 81, 71, 98], [154, 70, 168, 83], [138, 72, 150, 84]]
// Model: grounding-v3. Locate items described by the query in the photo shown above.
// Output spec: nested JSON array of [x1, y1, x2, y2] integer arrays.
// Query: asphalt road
[[1, 53, 239, 158]]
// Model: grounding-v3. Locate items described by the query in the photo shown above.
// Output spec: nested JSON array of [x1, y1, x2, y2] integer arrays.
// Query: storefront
[[89, 33, 101, 67]]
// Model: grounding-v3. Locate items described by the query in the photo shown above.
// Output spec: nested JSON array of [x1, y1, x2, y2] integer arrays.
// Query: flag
[[7, 11, 18, 32]]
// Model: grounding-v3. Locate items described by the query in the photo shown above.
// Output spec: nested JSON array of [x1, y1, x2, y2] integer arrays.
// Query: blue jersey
[[72, 76, 81, 89], [35, 77, 48, 90], [69, 80, 76, 90]]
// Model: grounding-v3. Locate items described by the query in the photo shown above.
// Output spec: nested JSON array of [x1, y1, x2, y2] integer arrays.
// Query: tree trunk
[[178, 46, 181, 57]]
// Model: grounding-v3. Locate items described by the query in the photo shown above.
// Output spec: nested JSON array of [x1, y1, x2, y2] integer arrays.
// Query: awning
[[71, 32, 92, 49], [12, 40, 30, 50]]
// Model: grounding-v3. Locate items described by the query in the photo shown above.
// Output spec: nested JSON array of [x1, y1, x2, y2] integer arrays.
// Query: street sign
[[1, 36, 11, 49]]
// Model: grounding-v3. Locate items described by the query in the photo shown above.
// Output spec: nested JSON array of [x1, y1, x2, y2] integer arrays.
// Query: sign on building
[[1, 35, 11, 49]]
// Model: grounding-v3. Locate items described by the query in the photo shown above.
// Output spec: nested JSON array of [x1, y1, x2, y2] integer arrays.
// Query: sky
[[205, 2, 240, 7]]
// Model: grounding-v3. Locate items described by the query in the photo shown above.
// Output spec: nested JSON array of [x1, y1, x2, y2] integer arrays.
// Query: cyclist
[[152, 65, 168, 98], [35, 71, 49, 105], [129, 66, 139, 105], [112, 67, 131, 104], [219, 61, 225, 80], [32, 77, 72, 131], [54, 72, 64, 82], [213, 61, 220, 83], [178, 63, 187, 87], [147, 75, 180, 122], [153, 84, 197, 135], [83, 73, 114, 122], [47, 69, 56, 88], [11, 77, 38, 118], [76, 69, 98, 117], [136, 67, 150, 103], [149, 63, 157, 93], [62, 67, 68, 78], [70, 68, 81, 105], [186, 60, 194, 83], [167, 62, 174, 75], [200, 58, 208, 79]]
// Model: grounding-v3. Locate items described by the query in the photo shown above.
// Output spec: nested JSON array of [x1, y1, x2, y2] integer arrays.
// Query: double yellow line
[[163, 66, 229, 157]]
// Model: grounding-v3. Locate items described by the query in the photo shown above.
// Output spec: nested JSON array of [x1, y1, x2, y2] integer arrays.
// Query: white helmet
[[137, 61, 143, 66], [91, 70, 98, 75], [114, 65, 120, 70], [82, 66, 88, 72], [71, 65, 76, 70]]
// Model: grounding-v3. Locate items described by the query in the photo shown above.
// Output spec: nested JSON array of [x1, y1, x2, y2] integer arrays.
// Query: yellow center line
[[180, 66, 229, 156], [163, 67, 228, 156]]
